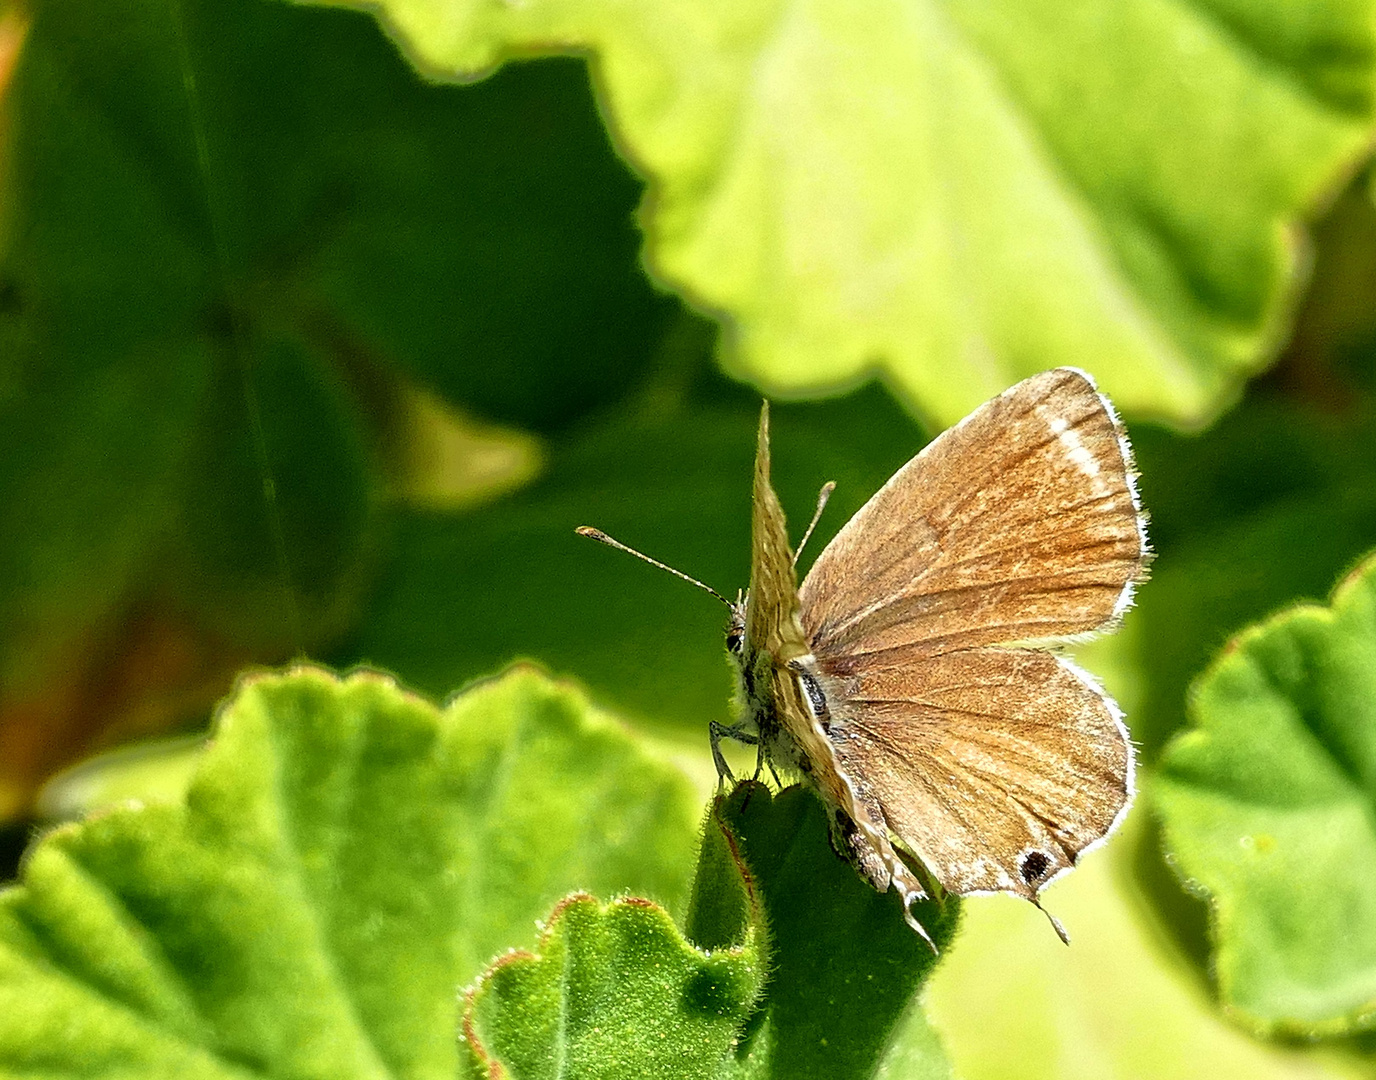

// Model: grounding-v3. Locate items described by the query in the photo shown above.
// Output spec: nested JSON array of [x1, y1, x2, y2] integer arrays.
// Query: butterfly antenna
[[576, 527, 731, 607], [793, 481, 836, 567]]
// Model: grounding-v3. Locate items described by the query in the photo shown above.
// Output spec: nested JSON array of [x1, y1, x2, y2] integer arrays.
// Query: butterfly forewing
[[799, 368, 1147, 664]]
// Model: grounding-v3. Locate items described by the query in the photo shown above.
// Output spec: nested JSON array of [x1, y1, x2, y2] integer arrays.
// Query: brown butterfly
[[579, 368, 1148, 947]]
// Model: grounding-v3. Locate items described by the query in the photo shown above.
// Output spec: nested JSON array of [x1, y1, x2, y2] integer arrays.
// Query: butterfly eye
[[725, 629, 744, 655]]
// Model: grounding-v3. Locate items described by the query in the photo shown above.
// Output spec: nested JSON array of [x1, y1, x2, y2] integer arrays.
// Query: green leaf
[[0, 0, 674, 807], [465, 782, 957, 1080], [35, 736, 207, 822], [925, 803, 1370, 1080], [0, 343, 210, 697], [1126, 393, 1376, 758], [463, 893, 766, 1080], [700, 783, 959, 1079], [8, 0, 666, 433], [0, 322, 376, 817], [0, 664, 699, 1075], [167, 329, 378, 649], [871, 1010, 954, 1080], [1154, 552, 1376, 1035], [345, 0, 1376, 425]]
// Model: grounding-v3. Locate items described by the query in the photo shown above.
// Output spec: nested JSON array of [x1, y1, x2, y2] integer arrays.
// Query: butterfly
[[579, 368, 1149, 947]]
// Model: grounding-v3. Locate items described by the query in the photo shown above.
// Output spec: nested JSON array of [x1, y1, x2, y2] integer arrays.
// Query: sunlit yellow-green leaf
[[341, 0, 1376, 425], [925, 805, 1372, 1080]]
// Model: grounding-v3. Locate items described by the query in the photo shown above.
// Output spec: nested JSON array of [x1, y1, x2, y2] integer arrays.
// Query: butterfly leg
[[748, 740, 784, 788], [708, 720, 759, 787], [708, 722, 735, 786]]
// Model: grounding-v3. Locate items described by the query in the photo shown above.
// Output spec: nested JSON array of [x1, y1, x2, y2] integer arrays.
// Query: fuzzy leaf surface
[[0, 665, 698, 1076], [464, 894, 765, 1080]]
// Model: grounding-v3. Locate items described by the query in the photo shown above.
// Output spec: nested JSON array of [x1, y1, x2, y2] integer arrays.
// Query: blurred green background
[[3, 0, 1376, 1074]]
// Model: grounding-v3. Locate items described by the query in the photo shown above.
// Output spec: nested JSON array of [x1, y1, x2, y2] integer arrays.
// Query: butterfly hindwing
[[823, 647, 1132, 899]]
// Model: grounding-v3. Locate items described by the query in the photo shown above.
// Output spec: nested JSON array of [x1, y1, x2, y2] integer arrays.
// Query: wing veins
[[846, 712, 1072, 783], [866, 727, 1084, 855], [929, 426, 1070, 526], [921, 523, 1134, 579], [847, 724, 1026, 855], [823, 545, 1135, 634], [829, 601, 1129, 661], [819, 575, 1127, 650]]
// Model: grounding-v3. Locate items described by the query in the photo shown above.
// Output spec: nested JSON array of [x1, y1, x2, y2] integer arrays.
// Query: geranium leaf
[[1155, 552, 1376, 1035], [702, 783, 960, 1079], [462, 893, 765, 1080], [0, 665, 699, 1075], [342, 0, 1376, 425]]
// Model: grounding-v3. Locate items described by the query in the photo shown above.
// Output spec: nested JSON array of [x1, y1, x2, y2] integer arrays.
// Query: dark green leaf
[[0, 0, 672, 806], [8, 0, 666, 431], [1129, 396, 1376, 759], [166, 329, 377, 648], [0, 343, 209, 697], [703, 784, 960, 1079]]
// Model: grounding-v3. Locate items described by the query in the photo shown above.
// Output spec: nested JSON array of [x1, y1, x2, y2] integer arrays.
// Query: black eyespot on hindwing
[[1020, 850, 1051, 883]]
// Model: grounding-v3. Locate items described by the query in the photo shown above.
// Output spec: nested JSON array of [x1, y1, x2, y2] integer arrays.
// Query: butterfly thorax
[[724, 600, 766, 738], [726, 594, 837, 779]]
